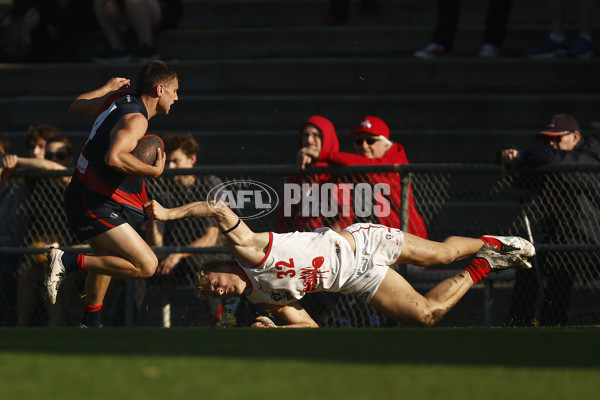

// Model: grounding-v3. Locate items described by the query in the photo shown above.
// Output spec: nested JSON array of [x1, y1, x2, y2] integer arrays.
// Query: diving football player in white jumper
[[141, 199, 535, 328]]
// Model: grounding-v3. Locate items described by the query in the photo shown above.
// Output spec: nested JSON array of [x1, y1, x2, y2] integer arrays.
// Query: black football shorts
[[65, 189, 145, 242]]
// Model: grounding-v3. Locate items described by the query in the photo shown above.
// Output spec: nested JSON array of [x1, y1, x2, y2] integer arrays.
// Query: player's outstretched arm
[[69, 77, 131, 117], [143, 200, 270, 266], [144, 199, 247, 234], [252, 302, 319, 328]]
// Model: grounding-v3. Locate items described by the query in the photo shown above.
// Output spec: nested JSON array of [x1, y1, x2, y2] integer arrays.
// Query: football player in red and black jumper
[[44, 60, 178, 327]]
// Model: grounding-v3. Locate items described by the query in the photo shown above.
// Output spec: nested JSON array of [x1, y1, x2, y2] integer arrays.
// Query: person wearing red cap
[[299, 116, 428, 239], [277, 115, 354, 233], [500, 113, 600, 326]]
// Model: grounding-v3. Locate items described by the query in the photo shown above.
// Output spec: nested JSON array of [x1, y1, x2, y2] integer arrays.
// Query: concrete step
[[1, 0, 592, 29], [5, 2, 590, 62], [0, 127, 553, 165], [5, 58, 599, 97], [155, 25, 597, 59], [149, 128, 556, 165], [4, 93, 600, 132], [178, 0, 597, 28]]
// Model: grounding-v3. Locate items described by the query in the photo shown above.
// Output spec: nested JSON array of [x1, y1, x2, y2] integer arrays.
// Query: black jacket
[[519, 136, 600, 166], [517, 136, 600, 244]]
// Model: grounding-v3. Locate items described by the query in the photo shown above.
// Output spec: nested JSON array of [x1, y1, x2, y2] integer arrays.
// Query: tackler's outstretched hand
[[144, 199, 171, 221]]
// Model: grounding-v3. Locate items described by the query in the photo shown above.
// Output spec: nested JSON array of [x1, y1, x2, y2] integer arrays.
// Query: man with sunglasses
[[500, 113, 600, 326], [44, 137, 74, 168], [500, 114, 600, 174], [299, 116, 428, 239], [0, 126, 71, 182]]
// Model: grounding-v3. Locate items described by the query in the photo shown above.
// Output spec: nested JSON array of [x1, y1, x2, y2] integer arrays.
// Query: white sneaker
[[479, 43, 499, 58], [481, 235, 536, 257], [476, 243, 532, 270], [414, 43, 449, 59], [44, 248, 66, 305]]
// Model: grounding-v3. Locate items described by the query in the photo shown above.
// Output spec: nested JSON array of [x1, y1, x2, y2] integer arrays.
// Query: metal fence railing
[[1, 164, 599, 327]]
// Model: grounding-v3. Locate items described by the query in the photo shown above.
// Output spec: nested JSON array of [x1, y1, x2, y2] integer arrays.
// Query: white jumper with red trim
[[237, 224, 404, 305]]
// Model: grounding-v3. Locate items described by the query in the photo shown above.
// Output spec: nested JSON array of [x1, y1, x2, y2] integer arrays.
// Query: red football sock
[[465, 257, 491, 284], [82, 301, 103, 327], [479, 236, 502, 250], [77, 254, 86, 272], [84, 301, 103, 313]]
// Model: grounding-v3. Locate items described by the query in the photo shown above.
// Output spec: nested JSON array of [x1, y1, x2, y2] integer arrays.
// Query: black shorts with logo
[[65, 185, 146, 242]]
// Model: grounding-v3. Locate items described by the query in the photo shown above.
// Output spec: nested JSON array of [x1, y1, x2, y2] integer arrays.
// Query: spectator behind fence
[[92, 0, 182, 63], [13, 135, 80, 326], [312, 0, 378, 26], [147, 133, 221, 276], [414, 0, 513, 58], [0, 134, 9, 176], [144, 133, 223, 326], [3, 126, 72, 174], [299, 116, 428, 238], [9, 132, 74, 184], [2, 128, 68, 325], [500, 113, 600, 326], [0, 134, 30, 326], [526, 0, 595, 58], [26, 124, 64, 159], [277, 115, 354, 234]]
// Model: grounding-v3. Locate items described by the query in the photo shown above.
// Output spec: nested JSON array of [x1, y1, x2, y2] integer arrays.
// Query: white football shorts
[[339, 223, 404, 302]]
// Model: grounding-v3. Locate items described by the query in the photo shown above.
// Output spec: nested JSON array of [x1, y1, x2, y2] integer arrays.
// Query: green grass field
[[1, 327, 599, 400]]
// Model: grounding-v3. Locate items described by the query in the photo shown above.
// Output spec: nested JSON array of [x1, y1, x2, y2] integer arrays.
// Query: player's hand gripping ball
[[131, 134, 164, 165]]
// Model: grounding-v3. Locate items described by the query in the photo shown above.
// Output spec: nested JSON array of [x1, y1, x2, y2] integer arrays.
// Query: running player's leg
[[85, 223, 158, 278], [80, 224, 158, 327], [45, 223, 158, 305], [85, 273, 111, 306], [80, 272, 111, 327]]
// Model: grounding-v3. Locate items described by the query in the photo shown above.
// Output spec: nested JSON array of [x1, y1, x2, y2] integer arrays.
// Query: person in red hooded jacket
[[277, 115, 354, 233], [299, 116, 428, 238]]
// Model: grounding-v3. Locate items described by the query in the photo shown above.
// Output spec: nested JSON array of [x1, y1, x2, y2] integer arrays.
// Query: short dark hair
[[0, 133, 10, 155], [46, 136, 73, 157], [163, 133, 199, 158], [135, 60, 179, 96], [26, 124, 63, 150]]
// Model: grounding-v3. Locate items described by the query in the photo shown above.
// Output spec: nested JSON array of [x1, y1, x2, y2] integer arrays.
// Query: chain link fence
[[1, 164, 599, 327]]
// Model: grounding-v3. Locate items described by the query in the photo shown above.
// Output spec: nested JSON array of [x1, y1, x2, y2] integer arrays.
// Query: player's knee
[[135, 253, 158, 278], [416, 308, 445, 327], [435, 242, 460, 265]]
